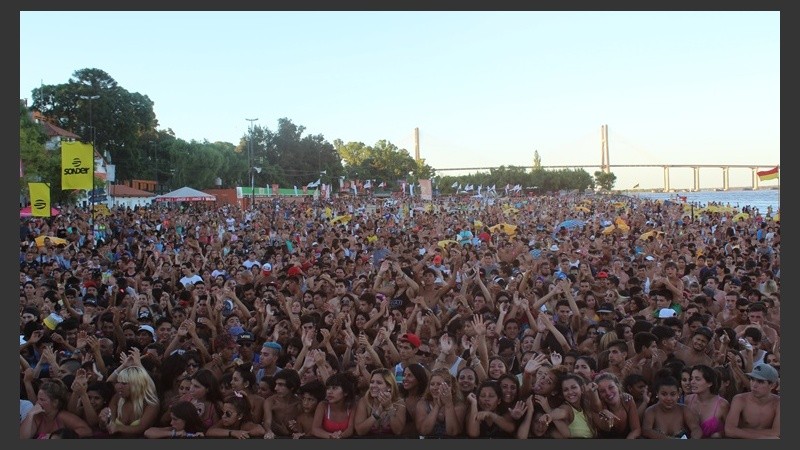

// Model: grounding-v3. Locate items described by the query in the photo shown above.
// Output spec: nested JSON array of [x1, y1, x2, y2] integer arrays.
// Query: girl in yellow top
[[539, 373, 600, 438]]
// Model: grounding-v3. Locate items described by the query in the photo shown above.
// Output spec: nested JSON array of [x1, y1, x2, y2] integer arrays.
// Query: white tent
[[153, 186, 216, 202]]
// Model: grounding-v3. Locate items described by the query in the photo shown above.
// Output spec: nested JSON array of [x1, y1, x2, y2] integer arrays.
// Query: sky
[[20, 11, 780, 191]]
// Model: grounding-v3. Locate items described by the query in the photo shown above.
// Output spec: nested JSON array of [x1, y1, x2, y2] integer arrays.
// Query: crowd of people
[[18, 191, 780, 439]]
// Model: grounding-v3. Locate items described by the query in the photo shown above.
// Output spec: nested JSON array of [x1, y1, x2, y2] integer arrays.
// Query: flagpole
[[80, 94, 100, 240]]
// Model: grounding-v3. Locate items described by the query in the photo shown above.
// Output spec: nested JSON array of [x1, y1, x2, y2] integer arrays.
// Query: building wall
[[205, 189, 239, 206]]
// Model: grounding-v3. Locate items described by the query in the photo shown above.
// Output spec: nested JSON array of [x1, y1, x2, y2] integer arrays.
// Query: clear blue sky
[[20, 11, 780, 190]]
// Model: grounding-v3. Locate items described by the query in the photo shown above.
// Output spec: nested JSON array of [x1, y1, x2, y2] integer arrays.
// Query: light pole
[[79, 94, 100, 230], [150, 140, 159, 194], [246, 118, 258, 209]]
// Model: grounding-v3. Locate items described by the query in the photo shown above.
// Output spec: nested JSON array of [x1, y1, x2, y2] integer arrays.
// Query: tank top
[[695, 396, 724, 438], [567, 405, 593, 438], [34, 414, 64, 439], [448, 357, 465, 378], [321, 403, 351, 433]]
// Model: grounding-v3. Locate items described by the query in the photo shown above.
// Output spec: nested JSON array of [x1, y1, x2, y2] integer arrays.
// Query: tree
[[594, 171, 617, 191], [532, 150, 542, 170], [29, 68, 158, 181]]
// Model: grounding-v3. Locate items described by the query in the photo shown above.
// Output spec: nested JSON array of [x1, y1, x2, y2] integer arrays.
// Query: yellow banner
[[61, 142, 94, 190], [28, 182, 51, 217]]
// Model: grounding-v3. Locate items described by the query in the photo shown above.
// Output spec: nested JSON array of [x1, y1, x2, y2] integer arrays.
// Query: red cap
[[597, 271, 609, 278], [433, 255, 443, 264], [399, 333, 421, 349], [287, 266, 303, 277]]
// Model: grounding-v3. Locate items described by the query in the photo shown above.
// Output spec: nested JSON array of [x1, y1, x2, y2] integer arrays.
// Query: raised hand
[[550, 351, 562, 367], [440, 334, 453, 355], [472, 314, 487, 336], [509, 400, 527, 420]]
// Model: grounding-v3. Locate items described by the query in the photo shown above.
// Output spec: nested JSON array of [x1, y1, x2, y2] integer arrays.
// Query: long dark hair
[[399, 363, 429, 397], [169, 400, 206, 433]]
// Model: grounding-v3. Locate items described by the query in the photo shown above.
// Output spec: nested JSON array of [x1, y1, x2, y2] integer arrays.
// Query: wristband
[[372, 412, 381, 421]]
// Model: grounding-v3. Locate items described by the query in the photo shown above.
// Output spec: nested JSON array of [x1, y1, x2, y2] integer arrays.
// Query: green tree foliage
[[333, 139, 434, 188], [30, 68, 158, 181], [593, 171, 617, 191]]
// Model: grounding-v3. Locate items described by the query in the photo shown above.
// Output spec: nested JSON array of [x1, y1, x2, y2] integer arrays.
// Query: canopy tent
[[20, 206, 61, 217], [153, 186, 216, 202]]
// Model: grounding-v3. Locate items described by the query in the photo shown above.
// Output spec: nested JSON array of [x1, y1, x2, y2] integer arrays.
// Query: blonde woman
[[101, 349, 160, 437], [354, 368, 407, 436], [415, 368, 467, 437]]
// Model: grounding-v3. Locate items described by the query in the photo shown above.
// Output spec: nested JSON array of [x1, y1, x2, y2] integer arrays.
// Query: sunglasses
[[187, 363, 199, 368], [222, 410, 236, 418]]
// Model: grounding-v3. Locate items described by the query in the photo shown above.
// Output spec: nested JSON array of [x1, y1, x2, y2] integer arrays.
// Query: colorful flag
[[28, 182, 51, 217], [61, 142, 94, 190], [757, 166, 779, 181]]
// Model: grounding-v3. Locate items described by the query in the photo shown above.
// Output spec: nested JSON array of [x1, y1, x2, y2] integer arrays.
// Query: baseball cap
[[287, 266, 303, 277], [262, 263, 272, 275], [137, 325, 155, 341], [596, 271, 609, 279], [657, 308, 677, 318], [433, 254, 443, 265], [747, 363, 779, 382], [399, 333, 421, 349], [694, 326, 714, 341], [236, 332, 255, 343], [549, 244, 560, 252], [597, 303, 615, 314]]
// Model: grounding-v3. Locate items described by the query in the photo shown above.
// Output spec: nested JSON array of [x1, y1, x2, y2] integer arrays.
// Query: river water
[[633, 189, 780, 216]]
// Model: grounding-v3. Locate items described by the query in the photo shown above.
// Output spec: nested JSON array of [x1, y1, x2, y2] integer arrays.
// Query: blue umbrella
[[557, 219, 585, 230], [553, 219, 585, 237]]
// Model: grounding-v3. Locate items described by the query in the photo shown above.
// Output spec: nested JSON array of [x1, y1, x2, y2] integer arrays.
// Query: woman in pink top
[[684, 364, 729, 438]]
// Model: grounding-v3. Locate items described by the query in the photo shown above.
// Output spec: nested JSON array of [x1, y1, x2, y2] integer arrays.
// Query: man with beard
[[674, 326, 714, 367]]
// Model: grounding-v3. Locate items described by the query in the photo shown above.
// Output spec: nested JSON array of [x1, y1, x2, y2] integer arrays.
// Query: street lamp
[[246, 118, 258, 209], [149, 140, 159, 194], [79, 94, 100, 230]]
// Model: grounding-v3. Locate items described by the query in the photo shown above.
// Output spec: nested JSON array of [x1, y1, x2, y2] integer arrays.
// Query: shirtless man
[[262, 368, 301, 438], [724, 363, 780, 439]]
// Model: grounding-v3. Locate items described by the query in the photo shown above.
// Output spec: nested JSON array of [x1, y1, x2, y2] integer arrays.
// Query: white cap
[[550, 244, 559, 251], [658, 308, 677, 318], [645, 255, 655, 261], [138, 324, 156, 341]]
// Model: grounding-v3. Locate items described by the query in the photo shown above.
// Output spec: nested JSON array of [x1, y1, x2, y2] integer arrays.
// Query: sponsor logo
[[33, 199, 46, 210]]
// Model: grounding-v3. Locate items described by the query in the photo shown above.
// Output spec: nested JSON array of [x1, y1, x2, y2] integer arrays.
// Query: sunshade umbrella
[[20, 206, 60, 218], [732, 212, 750, 222], [489, 223, 518, 236], [556, 219, 585, 230], [639, 230, 663, 241], [329, 214, 352, 225], [35, 235, 68, 247]]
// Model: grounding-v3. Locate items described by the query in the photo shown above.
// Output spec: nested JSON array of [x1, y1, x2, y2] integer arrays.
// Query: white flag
[[451, 181, 459, 188], [294, 185, 299, 196], [379, 181, 386, 188], [307, 179, 320, 188], [410, 184, 415, 196], [364, 179, 372, 189]]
